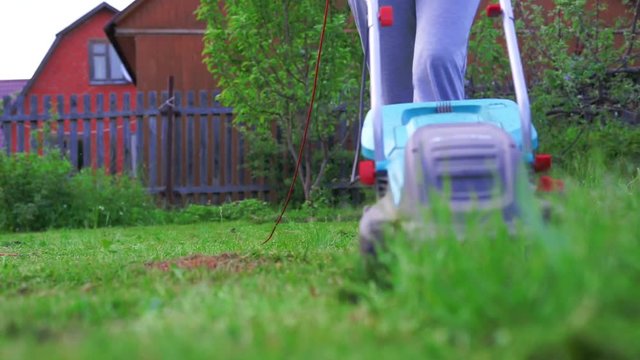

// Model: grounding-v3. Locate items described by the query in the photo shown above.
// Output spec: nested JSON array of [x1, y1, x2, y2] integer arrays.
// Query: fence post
[[163, 76, 175, 205]]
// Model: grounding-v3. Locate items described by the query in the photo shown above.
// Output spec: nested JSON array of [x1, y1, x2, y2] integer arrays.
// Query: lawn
[[1, 169, 640, 359]]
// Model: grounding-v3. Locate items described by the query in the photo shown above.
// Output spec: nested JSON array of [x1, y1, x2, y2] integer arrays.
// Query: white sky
[[0, 0, 135, 80]]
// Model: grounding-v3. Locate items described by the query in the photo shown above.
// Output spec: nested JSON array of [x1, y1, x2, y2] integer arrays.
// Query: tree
[[197, 0, 361, 202]]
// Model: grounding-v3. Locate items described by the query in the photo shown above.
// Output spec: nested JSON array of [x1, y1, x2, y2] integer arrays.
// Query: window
[[89, 40, 130, 84]]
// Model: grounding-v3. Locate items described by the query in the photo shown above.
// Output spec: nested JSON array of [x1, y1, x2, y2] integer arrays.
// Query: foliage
[[469, 0, 640, 163], [66, 169, 155, 228], [171, 199, 274, 224], [0, 151, 153, 232], [467, 12, 512, 98], [197, 0, 361, 203], [520, 0, 639, 121], [0, 152, 74, 232], [165, 198, 361, 225], [0, 148, 359, 232]]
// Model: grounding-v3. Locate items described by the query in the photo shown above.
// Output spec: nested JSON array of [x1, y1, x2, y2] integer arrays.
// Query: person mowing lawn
[[347, 0, 482, 254]]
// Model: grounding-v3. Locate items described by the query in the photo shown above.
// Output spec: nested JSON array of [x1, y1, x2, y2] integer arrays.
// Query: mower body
[[360, 99, 538, 219]]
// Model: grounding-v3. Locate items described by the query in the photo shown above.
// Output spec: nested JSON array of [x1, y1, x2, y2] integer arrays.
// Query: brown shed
[[105, 0, 216, 93]]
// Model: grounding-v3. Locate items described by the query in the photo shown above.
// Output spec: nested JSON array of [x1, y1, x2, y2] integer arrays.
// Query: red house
[[17, 2, 136, 171]]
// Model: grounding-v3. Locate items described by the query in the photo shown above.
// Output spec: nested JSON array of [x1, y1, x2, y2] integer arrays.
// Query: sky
[[0, 0, 135, 80]]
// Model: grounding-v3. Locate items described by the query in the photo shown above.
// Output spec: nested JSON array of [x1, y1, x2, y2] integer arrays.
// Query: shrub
[[0, 152, 74, 231], [0, 151, 154, 232], [66, 169, 155, 228]]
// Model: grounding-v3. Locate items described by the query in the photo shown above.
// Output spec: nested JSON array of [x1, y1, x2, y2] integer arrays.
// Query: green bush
[[66, 169, 154, 228], [0, 152, 74, 231], [0, 152, 153, 232]]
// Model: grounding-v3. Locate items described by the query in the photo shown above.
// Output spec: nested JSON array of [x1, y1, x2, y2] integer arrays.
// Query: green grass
[[1, 168, 639, 359]]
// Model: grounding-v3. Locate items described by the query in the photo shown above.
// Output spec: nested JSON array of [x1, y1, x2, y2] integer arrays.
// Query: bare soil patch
[[145, 253, 261, 272]]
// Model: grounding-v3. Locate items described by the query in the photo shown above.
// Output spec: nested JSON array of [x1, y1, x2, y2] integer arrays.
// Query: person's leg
[[348, 0, 416, 105], [413, 0, 481, 102]]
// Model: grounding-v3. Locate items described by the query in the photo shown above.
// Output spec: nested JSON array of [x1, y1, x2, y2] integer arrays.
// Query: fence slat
[[82, 95, 92, 170], [191, 92, 205, 190], [135, 92, 144, 178], [28, 96, 38, 153], [15, 96, 26, 153], [148, 91, 158, 189], [226, 113, 233, 188], [109, 93, 117, 174], [186, 98, 194, 189], [173, 91, 182, 190], [239, 131, 245, 186], [123, 93, 132, 175], [161, 91, 169, 190], [215, 114, 222, 184], [69, 95, 79, 169], [1, 96, 10, 154], [56, 95, 65, 156], [43, 96, 53, 152], [96, 94, 105, 169]]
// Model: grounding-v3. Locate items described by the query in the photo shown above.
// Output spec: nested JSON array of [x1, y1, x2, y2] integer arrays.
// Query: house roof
[[20, 2, 119, 96], [0, 79, 28, 99], [104, 0, 146, 84]]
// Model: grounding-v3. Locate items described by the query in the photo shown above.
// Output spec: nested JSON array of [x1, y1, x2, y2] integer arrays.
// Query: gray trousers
[[350, 0, 481, 253], [348, 0, 481, 104]]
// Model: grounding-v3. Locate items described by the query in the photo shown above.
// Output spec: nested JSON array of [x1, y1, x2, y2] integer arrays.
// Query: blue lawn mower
[[354, 0, 562, 253]]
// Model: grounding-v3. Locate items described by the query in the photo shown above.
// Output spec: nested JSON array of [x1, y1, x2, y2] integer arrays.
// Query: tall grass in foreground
[[352, 161, 640, 358]]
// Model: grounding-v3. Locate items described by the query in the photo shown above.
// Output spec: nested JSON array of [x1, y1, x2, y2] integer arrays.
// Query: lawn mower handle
[[364, 0, 533, 162], [498, 0, 533, 159], [365, 0, 386, 164]]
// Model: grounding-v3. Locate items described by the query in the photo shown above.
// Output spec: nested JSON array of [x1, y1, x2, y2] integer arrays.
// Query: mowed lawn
[[2, 171, 640, 359]]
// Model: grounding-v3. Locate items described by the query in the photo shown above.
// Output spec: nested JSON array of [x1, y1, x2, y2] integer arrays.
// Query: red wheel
[[533, 153, 552, 173], [486, 4, 502, 18], [359, 160, 376, 186], [378, 6, 393, 27]]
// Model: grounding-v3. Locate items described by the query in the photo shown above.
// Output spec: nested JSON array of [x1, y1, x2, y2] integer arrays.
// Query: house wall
[[112, 0, 217, 93], [134, 34, 216, 93], [25, 9, 136, 113]]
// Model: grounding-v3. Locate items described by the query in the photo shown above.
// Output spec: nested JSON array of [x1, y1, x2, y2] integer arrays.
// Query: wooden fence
[[1, 90, 322, 204]]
